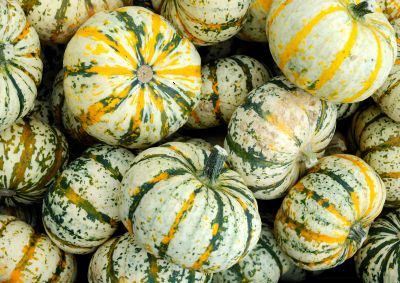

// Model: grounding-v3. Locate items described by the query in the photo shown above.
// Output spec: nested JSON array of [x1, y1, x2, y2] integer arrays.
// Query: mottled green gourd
[[275, 154, 386, 271], [119, 142, 261, 273], [88, 233, 212, 283], [355, 208, 400, 283], [152, 0, 253, 46], [225, 76, 337, 200], [63, 6, 202, 149], [0, 117, 69, 206], [336, 102, 361, 120], [0, 215, 77, 282], [237, 0, 272, 42], [187, 55, 271, 129], [0, 0, 43, 131], [42, 144, 136, 254]]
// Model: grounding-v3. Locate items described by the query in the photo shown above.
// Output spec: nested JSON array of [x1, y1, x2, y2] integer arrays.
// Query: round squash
[[187, 55, 271, 129], [267, 0, 397, 103], [355, 208, 400, 283], [152, 0, 252, 46], [88, 233, 212, 283], [350, 104, 400, 208], [63, 6, 202, 149], [0, 215, 77, 282], [377, 0, 400, 21], [275, 154, 386, 271], [237, 0, 272, 42], [224, 76, 337, 200], [18, 0, 127, 44], [0, 0, 43, 131], [0, 117, 69, 206], [119, 142, 261, 273], [336, 102, 361, 120], [42, 144, 136, 254]]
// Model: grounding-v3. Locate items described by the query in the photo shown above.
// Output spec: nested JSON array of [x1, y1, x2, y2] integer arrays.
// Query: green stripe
[[207, 60, 224, 123], [85, 151, 123, 181], [147, 253, 159, 283], [106, 236, 121, 283], [257, 235, 283, 274], [5, 67, 24, 117], [45, 249, 67, 283], [361, 136, 400, 158], [230, 56, 254, 94], [315, 101, 328, 133]]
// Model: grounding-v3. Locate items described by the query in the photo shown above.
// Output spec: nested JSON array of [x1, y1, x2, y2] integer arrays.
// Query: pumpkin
[[18, 0, 127, 44], [119, 142, 261, 273], [63, 6, 202, 149], [224, 76, 337, 200], [372, 19, 400, 122], [336, 102, 361, 120], [152, 0, 253, 46], [88, 233, 212, 283], [350, 104, 400, 208], [377, 0, 400, 21], [0, 117, 69, 206], [267, 0, 397, 103], [275, 154, 386, 271], [42, 144, 136, 254], [212, 223, 306, 283], [0, 215, 77, 282], [28, 94, 53, 125], [237, 0, 272, 42], [0, 0, 43, 132], [0, 205, 39, 228], [187, 55, 271, 129], [324, 131, 348, 156], [355, 208, 400, 283]]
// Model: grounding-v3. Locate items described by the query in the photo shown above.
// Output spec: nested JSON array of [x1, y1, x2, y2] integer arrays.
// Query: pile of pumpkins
[[1, 0, 399, 282]]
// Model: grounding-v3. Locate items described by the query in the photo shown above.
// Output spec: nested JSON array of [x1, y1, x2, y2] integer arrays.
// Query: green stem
[[202, 145, 228, 184], [348, 222, 366, 245], [0, 44, 6, 64], [0, 189, 16, 197], [350, 1, 373, 18]]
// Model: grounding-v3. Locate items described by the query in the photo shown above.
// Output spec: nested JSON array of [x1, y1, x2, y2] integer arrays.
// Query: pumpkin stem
[[348, 222, 366, 244], [202, 145, 228, 184], [350, 1, 374, 18], [0, 189, 16, 197], [300, 143, 319, 169]]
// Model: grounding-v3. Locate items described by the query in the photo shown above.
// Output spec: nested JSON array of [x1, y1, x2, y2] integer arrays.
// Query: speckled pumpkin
[[355, 208, 400, 283], [0, 215, 77, 282], [18, 0, 127, 44], [187, 55, 271, 129], [152, 0, 252, 46], [224, 76, 337, 200], [237, 0, 272, 42], [0, 0, 43, 131], [28, 94, 52, 125], [0, 117, 69, 206], [119, 142, 261, 273], [267, 0, 397, 103], [378, 0, 400, 21], [350, 104, 400, 208], [42, 144, 136, 254], [64, 6, 202, 149], [88, 233, 212, 283], [336, 102, 361, 120], [275, 154, 386, 271], [213, 223, 306, 283]]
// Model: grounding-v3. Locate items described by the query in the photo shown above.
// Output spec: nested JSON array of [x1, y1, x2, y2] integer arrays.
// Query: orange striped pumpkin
[[237, 0, 272, 42], [274, 154, 386, 270], [267, 0, 397, 103]]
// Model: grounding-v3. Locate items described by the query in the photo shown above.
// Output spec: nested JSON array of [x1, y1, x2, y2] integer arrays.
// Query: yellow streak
[[268, 0, 295, 27]]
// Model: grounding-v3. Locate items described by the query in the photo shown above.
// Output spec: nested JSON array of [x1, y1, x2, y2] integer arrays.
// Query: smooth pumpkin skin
[[119, 141, 261, 273], [237, 0, 272, 42], [42, 144, 136, 254], [0, 215, 77, 282], [18, 0, 126, 44], [88, 233, 212, 283], [350, 104, 400, 208], [187, 55, 271, 129], [0, 0, 43, 131], [0, 117, 69, 206], [224, 76, 337, 200], [377, 0, 400, 21], [275, 154, 386, 271], [355, 209, 400, 283], [64, 6, 202, 149], [336, 102, 361, 120], [267, 0, 396, 103], [152, 0, 253, 46]]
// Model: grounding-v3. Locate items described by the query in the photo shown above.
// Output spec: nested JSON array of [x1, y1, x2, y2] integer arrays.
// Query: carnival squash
[[237, 0, 272, 42]]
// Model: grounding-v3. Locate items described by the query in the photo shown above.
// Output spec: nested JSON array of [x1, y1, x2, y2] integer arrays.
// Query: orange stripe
[[257, 0, 273, 11], [14, 22, 30, 43], [303, 248, 343, 268], [266, 114, 295, 139], [155, 65, 201, 78], [144, 12, 164, 64], [191, 245, 213, 270], [84, 65, 133, 77], [380, 172, 400, 178], [268, 0, 295, 27], [351, 192, 361, 219]]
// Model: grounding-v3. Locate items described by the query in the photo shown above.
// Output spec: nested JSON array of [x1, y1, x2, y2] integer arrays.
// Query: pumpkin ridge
[[105, 236, 121, 282], [147, 252, 159, 282], [45, 249, 67, 283]]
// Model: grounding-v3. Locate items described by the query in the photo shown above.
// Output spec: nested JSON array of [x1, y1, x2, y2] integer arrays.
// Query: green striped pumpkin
[[187, 55, 271, 129], [18, 0, 127, 44], [0, 117, 69, 206], [0, 0, 43, 131], [213, 223, 306, 283], [152, 0, 252, 46], [224, 76, 337, 200], [267, 0, 397, 103], [28, 94, 52, 125], [355, 208, 400, 283], [237, 0, 272, 42], [0, 215, 77, 282], [88, 233, 212, 283], [350, 104, 400, 208], [119, 142, 261, 273], [63, 6, 202, 149], [377, 0, 400, 21], [275, 154, 386, 271], [336, 102, 361, 120], [42, 144, 136, 254]]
